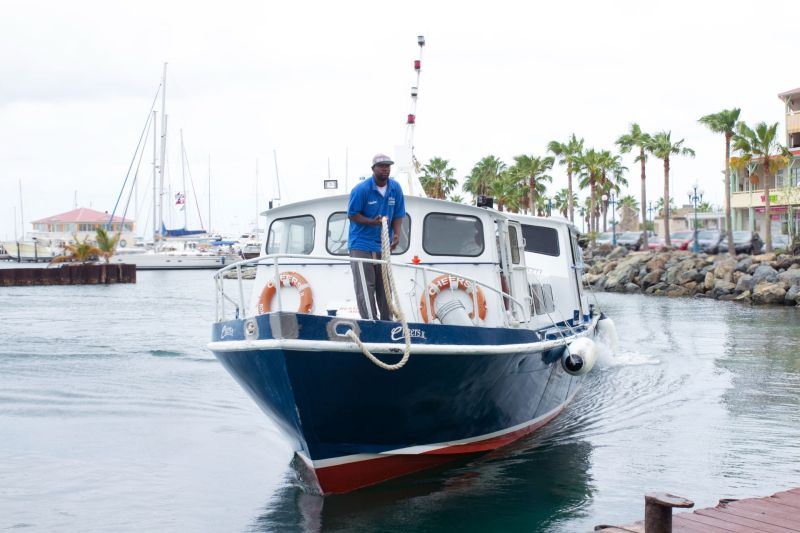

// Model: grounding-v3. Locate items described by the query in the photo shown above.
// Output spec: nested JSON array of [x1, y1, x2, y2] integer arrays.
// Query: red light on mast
[[414, 60, 421, 71], [407, 114, 416, 124]]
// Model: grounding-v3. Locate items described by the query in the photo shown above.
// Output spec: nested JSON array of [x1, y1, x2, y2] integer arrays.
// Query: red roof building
[[31, 207, 135, 234]]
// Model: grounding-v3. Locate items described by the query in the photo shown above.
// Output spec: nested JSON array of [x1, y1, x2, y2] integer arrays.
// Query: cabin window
[[508, 225, 521, 264], [423, 213, 484, 256], [326, 212, 411, 255], [266, 215, 315, 255], [520, 224, 560, 257], [530, 283, 555, 315]]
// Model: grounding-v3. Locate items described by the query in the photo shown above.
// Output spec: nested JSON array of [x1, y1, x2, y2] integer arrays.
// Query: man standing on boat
[[347, 154, 406, 320]]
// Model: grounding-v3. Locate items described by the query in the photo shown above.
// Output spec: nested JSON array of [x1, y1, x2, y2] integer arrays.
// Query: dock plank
[[711, 504, 800, 532], [696, 508, 796, 533]]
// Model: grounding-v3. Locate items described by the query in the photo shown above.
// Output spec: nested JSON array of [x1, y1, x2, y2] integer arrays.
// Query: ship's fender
[[562, 337, 597, 376], [595, 314, 618, 352]]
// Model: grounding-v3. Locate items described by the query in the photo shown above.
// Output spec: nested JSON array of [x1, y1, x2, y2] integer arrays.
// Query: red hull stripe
[[314, 407, 563, 494]]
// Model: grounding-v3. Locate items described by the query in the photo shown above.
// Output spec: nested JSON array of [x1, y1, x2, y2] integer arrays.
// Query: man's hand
[[390, 232, 399, 250], [372, 216, 383, 226]]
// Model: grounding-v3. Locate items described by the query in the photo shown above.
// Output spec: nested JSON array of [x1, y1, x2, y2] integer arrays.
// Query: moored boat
[[209, 195, 613, 494]]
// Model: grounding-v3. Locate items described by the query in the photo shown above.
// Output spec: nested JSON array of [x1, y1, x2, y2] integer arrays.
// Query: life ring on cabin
[[119, 239, 127, 248], [419, 274, 487, 323], [258, 271, 314, 314]]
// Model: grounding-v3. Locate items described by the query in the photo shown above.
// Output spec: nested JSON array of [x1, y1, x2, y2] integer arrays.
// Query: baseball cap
[[371, 154, 394, 167]]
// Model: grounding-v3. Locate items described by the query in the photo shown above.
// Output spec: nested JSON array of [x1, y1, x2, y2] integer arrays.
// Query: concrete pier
[[0, 263, 136, 286]]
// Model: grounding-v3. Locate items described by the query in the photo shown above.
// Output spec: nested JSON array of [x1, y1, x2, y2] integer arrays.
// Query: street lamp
[[546, 197, 553, 217], [601, 193, 617, 245], [688, 185, 704, 253]]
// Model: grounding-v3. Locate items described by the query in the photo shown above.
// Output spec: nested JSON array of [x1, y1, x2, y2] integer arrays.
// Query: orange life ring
[[419, 274, 487, 323], [258, 271, 313, 314]]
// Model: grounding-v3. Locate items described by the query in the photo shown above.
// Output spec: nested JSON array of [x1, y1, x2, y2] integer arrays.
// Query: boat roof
[[261, 193, 576, 231]]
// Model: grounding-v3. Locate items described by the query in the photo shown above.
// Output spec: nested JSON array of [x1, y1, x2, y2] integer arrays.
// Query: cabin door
[[497, 220, 530, 323]]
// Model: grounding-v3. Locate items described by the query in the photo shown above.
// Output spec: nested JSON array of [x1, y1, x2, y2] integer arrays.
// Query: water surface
[[1, 272, 799, 532]]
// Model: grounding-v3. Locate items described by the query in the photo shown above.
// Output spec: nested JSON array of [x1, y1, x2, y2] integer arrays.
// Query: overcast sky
[[1, 0, 797, 240]]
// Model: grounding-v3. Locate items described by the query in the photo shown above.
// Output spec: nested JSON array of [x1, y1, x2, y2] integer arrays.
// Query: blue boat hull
[[210, 313, 587, 493]]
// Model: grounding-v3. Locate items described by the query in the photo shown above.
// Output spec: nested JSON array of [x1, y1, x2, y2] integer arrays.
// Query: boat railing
[[212, 254, 528, 327]]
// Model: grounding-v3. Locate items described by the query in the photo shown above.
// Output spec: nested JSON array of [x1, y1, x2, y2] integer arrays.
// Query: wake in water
[[591, 316, 660, 368]]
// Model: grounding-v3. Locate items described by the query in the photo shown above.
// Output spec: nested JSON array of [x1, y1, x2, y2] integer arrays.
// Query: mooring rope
[[346, 217, 412, 370]]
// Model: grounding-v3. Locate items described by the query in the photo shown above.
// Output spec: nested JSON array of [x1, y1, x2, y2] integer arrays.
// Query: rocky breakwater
[[583, 246, 800, 306]]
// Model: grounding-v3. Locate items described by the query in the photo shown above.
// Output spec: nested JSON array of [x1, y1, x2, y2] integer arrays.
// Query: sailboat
[[109, 65, 240, 270]]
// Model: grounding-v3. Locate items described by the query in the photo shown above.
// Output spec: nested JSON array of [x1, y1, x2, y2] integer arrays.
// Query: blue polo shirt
[[348, 176, 406, 253]]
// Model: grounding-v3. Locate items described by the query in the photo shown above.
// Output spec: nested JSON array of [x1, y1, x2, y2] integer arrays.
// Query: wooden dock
[[595, 488, 800, 532]]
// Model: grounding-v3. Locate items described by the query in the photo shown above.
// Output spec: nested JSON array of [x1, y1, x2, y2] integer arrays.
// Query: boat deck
[[595, 488, 800, 532]]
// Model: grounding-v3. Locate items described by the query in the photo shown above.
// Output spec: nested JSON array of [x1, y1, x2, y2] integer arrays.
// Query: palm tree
[[419, 157, 458, 199], [511, 155, 554, 215], [619, 194, 639, 211], [553, 188, 578, 217], [50, 235, 102, 265], [488, 171, 518, 212], [732, 121, 790, 252], [648, 131, 695, 247], [596, 151, 628, 231], [575, 149, 603, 235], [448, 194, 464, 204], [654, 196, 677, 217], [463, 155, 506, 203], [547, 134, 584, 222], [699, 108, 741, 256], [616, 124, 652, 246], [95, 227, 121, 263]]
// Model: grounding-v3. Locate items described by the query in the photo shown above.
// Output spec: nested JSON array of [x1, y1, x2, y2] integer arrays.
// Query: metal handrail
[[212, 254, 527, 325]]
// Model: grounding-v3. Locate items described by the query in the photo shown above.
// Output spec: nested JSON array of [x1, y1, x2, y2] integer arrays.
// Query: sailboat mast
[[18, 179, 24, 240], [157, 62, 168, 247], [255, 159, 259, 234], [152, 110, 157, 243], [208, 154, 212, 234], [181, 129, 187, 229], [273, 149, 282, 204]]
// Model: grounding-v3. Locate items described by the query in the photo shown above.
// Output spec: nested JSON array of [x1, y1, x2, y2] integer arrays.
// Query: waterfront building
[[730, 87, 800, 236], [30, 207, 137, 248]]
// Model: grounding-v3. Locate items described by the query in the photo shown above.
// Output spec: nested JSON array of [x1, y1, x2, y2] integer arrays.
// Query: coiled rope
[[345, 217, 412, 370]]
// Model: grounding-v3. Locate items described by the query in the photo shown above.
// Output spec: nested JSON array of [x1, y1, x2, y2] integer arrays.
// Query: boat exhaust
[[562, 337, 597, 376]]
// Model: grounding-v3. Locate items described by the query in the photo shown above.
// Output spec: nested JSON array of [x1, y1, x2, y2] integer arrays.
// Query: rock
[[666, 284, 690, 297], [777, 269, 800, 287], [646, 255, 669, 272], [583, 273, 603, 286], [641, 269, 665, 289], [735, 274, 752, 293], [785, 284, 800, 305], [773, 257, 800, 270], [713, 257, 738, 282], [602, 261, 618, 274], [607, 246, 629, 260], [752, 252, 777, 262], [735, 257, 753, 272], [735, 290, 751, 302], [752, 282, 787, 305], [704, 271, 715, 290], [677, 268, 699, 285], [624, 282, 640, 293], [718, 293, 739, 301], [646, 282, 667, 294], [750, 264, 779, 289]]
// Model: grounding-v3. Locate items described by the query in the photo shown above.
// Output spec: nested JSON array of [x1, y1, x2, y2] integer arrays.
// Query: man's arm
[[390, 216, 402, 249], [349, 213, 382, 226]]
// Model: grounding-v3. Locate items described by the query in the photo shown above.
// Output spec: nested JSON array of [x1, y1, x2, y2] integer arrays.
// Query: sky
[[1, 0, 798, 240]]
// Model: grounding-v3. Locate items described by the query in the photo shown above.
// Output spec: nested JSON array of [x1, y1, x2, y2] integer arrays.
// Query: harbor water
[[2, 270, 800, 532]]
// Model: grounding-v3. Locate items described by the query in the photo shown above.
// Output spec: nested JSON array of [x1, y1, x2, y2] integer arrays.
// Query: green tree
[[596, 151, 627, 231], [619, 194, 639, 211], [732, 121, 791, 252], [699, 108, 741, 256], [616, 123, 653, 246], [448, 194, 464, 204], [419, 157, 458, 199], [575, 149, 603, 236], [511, 155, 554, 215], [547, 134, 584, 222], [463, 155, 506, 202], [553, 188, 578, 217], [654, 196, 677, 217], [95, 227, 121, 263], [50, 234, 102, 265], [648, 131, 695, 247]]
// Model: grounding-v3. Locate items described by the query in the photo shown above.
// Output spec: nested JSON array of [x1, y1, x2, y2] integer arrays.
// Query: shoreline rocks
[[583, 246, 800, 307]]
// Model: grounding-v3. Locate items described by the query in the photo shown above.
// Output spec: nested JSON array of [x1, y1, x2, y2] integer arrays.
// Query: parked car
[[669, 230, 694, 250], [647, 237, 668, 251], [761, 233, 790, 253], [594, 232, 614, 246], [616, 231, 655, 250], [718, 231, 762, 254], [694, 230, 724, 254]]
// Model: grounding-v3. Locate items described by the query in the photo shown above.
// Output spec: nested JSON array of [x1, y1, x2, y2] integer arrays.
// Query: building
[[30, 207, 137, 248], [730, 87, 800, 236]]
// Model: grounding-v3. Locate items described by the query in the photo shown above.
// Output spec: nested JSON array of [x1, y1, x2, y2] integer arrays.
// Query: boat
[[1, 240, 59, 262], [208, 194, 615, 494]]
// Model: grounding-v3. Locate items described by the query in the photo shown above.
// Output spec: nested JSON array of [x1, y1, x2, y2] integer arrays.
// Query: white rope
[[346, 217, 412, 370]]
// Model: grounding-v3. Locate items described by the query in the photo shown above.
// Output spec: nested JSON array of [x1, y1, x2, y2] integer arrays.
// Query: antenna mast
[[396, 36, 426, 196]]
